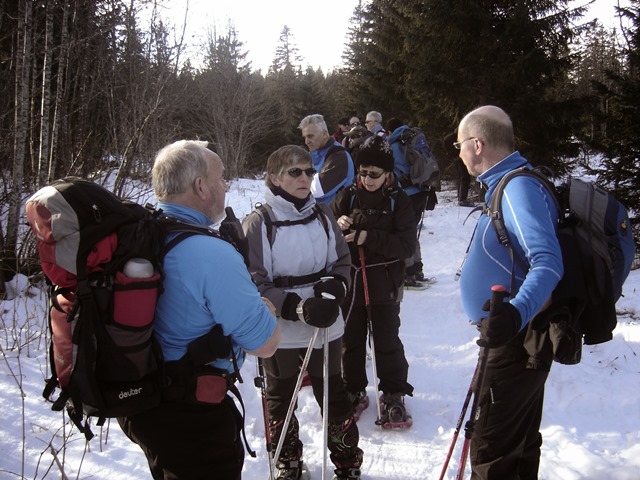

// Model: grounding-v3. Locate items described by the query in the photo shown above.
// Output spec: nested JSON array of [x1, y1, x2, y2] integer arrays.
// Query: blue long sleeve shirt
[[154, 202, 277, 373], [459, 152, 563, 327]]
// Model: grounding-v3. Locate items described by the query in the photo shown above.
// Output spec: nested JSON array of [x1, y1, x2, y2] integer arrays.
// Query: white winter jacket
[[242, 189, 352, 349]]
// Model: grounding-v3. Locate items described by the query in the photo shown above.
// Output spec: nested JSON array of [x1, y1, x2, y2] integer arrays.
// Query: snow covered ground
[[1, 177, 638, 479]]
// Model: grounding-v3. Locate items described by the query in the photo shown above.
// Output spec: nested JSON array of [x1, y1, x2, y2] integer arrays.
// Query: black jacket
[[331, 180, 416, 306]]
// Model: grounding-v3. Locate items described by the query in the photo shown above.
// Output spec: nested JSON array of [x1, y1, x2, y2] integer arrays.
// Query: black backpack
[[488, 167, 636, 364], [25, 177, 245, 440]]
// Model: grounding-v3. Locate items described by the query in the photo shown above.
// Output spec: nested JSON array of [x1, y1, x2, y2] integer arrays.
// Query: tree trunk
[[38, 1, 53, 187], [48, 0, 72, 183], [4, 0, 32, 281]]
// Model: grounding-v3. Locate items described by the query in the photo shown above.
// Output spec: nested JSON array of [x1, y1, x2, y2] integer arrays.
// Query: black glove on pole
[[477, 288, 521, 348], [313, 276, 347, 304], [298, 297, 340, 328]]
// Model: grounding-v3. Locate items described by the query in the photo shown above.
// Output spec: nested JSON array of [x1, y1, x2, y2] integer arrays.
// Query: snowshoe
[[332, 467, 362, 479], [377, 393, 413, 429], [404, 275, 437, 291], [350, 391, 369, 422], [273, 459, 311, 480]]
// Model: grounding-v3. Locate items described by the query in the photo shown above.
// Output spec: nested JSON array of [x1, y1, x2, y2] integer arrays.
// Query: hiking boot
[[382, 393, 407, 423], [458, 199, 475, 207], [404, 275, 424, 288], [332, 467, 362, 479], [328, 418, 363, 477], [275, 459, 303, 480], [349, 391, 369, 421]]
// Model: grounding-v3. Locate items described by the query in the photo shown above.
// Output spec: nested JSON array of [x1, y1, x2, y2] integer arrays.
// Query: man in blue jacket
[[118, 140, 281, 480], [300, 114, 355, 205], [456, 106, 563, 480]]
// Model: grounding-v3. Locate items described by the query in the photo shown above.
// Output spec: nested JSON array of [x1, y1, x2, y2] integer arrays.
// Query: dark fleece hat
[[354, 135, 395, 172]]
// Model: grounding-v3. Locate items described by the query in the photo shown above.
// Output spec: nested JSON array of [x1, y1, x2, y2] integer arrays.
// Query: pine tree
[[590, 0, 640, 228]]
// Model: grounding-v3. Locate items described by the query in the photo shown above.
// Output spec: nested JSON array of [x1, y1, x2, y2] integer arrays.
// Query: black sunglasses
[[286, 167, 316, 178], [358, 169, 384, 179]]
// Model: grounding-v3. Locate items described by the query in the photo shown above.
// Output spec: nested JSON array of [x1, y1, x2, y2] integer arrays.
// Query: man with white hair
[[300, 114, 355, 204], [118, 140, 280, 480], [364, 110, 387, 139]]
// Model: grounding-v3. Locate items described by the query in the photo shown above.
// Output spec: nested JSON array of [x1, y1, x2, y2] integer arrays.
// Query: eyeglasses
[[453, 137, 477, 150], [286, 167, 316, 178], [358, 169, 384, 179], [365, 120, 374, 124], [350, 122, 360, 127]]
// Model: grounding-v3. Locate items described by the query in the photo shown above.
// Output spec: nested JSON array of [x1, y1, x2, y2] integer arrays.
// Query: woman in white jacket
[[243, 145, 363, 480]]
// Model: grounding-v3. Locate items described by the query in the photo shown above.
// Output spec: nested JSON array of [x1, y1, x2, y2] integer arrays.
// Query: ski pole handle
[[489, 285, 509, 318], [319, 276, 337, 301]]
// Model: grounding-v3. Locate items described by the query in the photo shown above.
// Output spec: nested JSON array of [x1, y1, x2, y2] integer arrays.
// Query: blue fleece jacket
[[459, 152, 563, 327], [154, 203, 277, 373]]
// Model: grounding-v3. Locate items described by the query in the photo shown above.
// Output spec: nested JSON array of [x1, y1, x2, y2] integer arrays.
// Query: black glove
[[187, 324, 231, 365], [298, 297, 340, 328], [281, 292, 303, 321], [477, 301, 522, 348], [313, 276, 347, 304], [219, 207, 249, 267]]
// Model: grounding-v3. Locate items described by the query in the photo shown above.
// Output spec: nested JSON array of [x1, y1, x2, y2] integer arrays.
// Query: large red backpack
[[26, 177, 218, 439]]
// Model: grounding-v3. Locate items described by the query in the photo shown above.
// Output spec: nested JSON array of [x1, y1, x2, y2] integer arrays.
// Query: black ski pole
[[254, 358, 275, 480], [455, 285, 508, 480], [438, 360, 479, 480], [358, 246, 383, 424]]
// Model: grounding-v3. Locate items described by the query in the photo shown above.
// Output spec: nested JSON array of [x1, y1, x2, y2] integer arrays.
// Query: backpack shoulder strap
[[326, 144, 346, 158], [254, 203, 275, 245], [487, 167, 559, 251], [487, 167, 560, 292]]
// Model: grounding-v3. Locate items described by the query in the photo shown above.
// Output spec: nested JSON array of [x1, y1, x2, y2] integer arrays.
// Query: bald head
[[459, 105, 515, 154], [456, 105, 516, 176]]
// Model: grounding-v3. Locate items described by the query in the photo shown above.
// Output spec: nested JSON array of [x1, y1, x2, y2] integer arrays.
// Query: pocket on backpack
[[194, 369, 229, 404], [113, 271, 161, 328], [106, 272, 163, 379]]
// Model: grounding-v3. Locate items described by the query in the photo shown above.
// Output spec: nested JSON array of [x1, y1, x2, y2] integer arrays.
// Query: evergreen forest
[[1, 0, 639, 293]]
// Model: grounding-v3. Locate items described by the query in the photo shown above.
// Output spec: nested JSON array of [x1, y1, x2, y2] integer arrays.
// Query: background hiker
[[456, 106, 563, 479], [118, 140, 281, 480], [387, 117, 435, 287], [299, 113, 355, 205], [332, 116, 351, 144], [364, 110, 387, 139], [330, 136, 416, 428], [243, 145, 364, 480], [444, 128, 474, 207]]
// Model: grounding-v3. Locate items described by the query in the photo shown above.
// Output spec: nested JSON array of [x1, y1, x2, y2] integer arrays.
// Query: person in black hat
[[330, 136, 416, 426], [332, 116, 351, 144]]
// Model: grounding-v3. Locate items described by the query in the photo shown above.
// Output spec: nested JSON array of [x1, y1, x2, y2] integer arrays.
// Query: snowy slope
[[1, 177, 638, 479]]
